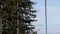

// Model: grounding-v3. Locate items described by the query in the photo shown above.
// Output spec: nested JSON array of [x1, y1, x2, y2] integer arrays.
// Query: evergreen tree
[[0, 0, 36, 34]]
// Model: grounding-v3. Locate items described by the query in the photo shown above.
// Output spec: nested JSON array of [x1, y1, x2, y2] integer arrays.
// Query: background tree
[[0, 0, 36, 34]]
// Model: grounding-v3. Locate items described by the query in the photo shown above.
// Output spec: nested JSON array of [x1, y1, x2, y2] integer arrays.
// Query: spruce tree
[[0, 0, 36, 34]]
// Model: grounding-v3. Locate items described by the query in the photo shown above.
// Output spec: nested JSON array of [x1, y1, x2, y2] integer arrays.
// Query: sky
[[31, 0, 60, 34]]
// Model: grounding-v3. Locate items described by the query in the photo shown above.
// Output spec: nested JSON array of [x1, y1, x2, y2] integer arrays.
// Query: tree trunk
[[17, 2, 19, 34], [0, 16, 2, 34], [17, 20, 19, 34]]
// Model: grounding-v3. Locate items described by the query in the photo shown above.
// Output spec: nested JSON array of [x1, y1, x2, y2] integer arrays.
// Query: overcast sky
[[31, 0, 60, 34]]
